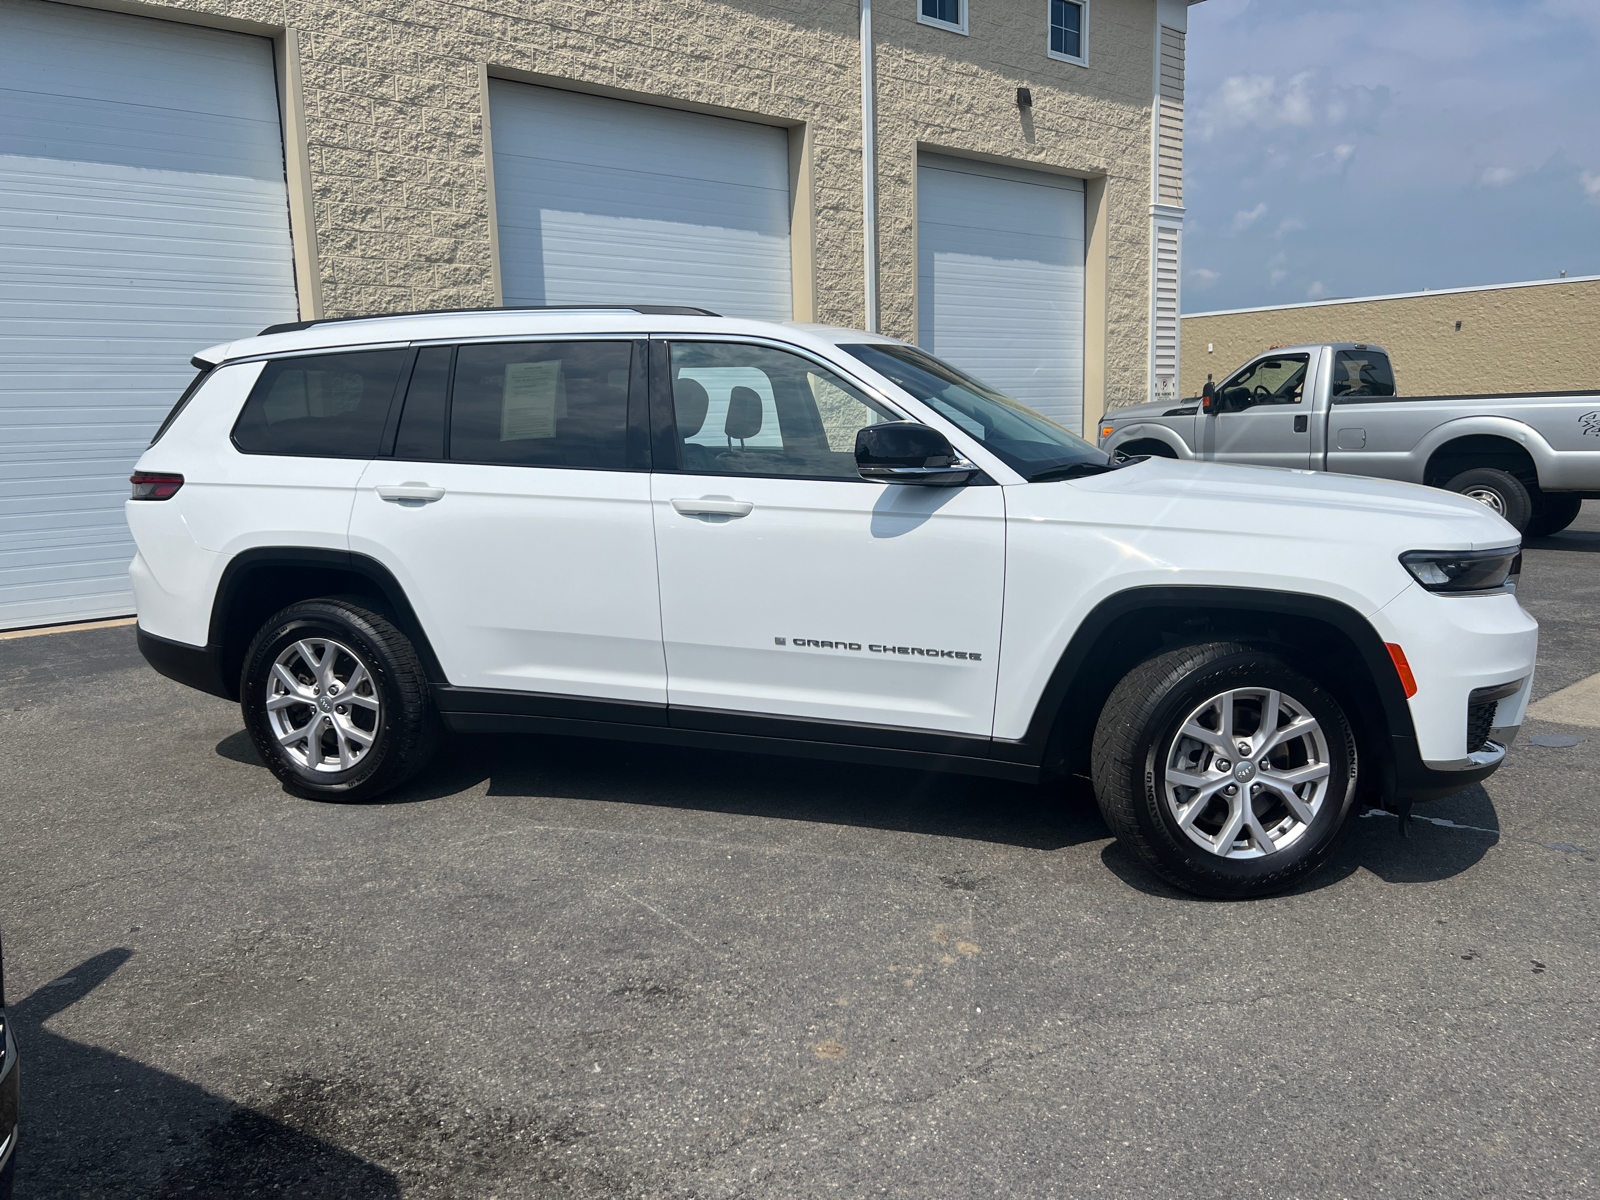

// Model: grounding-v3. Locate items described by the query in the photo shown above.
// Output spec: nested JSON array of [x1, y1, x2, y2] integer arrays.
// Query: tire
[[1526, 493, 1582, 538], [1444, 467, 1533, 532], [1091, 643, 1360, 899], [241, 598, 440, 802]]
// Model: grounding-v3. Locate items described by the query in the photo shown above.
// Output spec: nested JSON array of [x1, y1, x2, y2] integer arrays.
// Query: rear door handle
[[375, 483, 446, 503], [671, 497, 754, 518]]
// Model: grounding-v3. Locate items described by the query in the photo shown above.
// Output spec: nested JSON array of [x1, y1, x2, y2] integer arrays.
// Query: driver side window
[[1217, 354, 1310, 411]]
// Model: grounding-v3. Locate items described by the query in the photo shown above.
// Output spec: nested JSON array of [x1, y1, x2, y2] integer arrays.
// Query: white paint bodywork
[[132, 311, 1539, 773]]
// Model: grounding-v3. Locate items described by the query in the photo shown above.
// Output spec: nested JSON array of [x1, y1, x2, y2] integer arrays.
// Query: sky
[[1181, 0, 1600, 313]]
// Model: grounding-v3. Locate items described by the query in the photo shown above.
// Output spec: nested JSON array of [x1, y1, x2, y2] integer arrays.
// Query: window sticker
[[500, 360, 561, 441]]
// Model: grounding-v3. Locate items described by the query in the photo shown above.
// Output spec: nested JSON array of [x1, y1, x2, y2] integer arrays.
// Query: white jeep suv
[[127, 307, 1538, 898]]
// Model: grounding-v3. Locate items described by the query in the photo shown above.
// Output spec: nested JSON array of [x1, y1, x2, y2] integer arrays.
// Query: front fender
[[1103, 424, 1196, 461]]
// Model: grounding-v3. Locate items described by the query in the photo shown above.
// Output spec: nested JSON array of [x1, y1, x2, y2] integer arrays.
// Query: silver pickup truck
[[1099, 342, 1600, 535]]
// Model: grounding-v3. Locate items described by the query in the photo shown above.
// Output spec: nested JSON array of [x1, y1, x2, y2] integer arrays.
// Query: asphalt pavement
[[2, 506, 1596, 1199]]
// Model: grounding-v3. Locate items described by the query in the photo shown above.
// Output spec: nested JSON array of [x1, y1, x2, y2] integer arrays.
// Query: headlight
[[1400, 547, 1521, 594]]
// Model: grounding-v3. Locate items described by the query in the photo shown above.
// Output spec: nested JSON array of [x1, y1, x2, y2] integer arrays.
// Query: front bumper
[[1371, 582, 1538, 781]]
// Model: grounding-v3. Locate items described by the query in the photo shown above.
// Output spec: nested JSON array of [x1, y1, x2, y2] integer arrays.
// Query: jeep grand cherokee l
[[127, 307, 1538, 898]]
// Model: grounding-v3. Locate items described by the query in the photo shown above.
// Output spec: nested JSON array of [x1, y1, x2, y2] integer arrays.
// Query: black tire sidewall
[[1128, 653, 1358, 896], [1445, 468, 1532, 532], [241, 603, 406, 797]]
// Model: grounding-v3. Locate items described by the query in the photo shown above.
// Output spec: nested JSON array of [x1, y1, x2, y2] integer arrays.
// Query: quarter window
[[919, 0, 966, 34], [667, 342, 898, 480], [449, 341, 632, 469], [1049, 0, 1086, 63], [232, 349, 408, 458]]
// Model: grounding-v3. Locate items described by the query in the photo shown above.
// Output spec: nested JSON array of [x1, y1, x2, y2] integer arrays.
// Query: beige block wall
[[53, 0, 1160, 425], [1181, 278, 1600, 401]]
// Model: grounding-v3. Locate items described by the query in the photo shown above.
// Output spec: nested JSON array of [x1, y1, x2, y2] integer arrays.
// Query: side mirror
[[855, 422, 982, 487], [1201, 379, 1216, 414]]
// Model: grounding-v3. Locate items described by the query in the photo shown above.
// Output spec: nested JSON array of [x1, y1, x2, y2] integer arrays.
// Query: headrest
[[674, 377, 710, 438], [725, 386, 764, 441]]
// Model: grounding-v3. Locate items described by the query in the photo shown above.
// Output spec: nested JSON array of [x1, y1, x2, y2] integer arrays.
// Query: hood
[[1102, 398, 1195, 424], [1060, 457, 1519, 550]]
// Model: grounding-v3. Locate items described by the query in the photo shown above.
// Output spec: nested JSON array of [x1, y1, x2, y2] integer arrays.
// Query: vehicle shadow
[[10, 950, 399, 1199], [1098, 785, 1501, 900], [1523, 526, 1600, 553], [224, 728, 1115, 852]]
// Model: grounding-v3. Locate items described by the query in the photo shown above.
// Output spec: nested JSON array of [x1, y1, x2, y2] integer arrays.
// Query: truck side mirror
[[1201, 377, 1216, 414]]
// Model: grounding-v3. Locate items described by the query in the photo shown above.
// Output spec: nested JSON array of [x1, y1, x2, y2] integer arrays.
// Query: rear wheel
[[1526, 493, 1582, 538], [1444, 467, 1533, 532], [1091, 643, 1359, 899], [241, 598, 440, 802]]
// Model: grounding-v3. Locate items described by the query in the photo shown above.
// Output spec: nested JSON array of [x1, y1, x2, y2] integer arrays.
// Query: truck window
[[1331, 350, 1396, 397], [1218, 354, 1309, 411]]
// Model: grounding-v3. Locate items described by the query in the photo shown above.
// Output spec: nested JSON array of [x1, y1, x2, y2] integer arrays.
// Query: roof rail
[[257, 303, 723, 337]]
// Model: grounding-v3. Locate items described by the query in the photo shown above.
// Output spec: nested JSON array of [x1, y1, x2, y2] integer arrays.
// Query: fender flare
[[1103, 424, 1195, 461], [205, 547, 448, 698], [993, 586, 1420, 794], [1415, 415, 1558, 486]]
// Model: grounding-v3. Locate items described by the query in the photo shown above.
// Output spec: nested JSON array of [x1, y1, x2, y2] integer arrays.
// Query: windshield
[[841, 343, 1108, 477]]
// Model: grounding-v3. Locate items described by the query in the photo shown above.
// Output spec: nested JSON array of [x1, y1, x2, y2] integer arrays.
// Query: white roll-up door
[[916, 154, 1085, 431], [489, 82, 793, 321], [0, 0, 298, 630]]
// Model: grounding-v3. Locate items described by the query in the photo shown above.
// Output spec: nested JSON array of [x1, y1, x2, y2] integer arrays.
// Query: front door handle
[[1293, 415, 1308, 433], [671, 496, 754, 518], [375, 483, 446, 503]]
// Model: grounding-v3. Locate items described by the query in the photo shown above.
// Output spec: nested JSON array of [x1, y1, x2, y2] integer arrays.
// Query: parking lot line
[[0, 616, 136, 641]]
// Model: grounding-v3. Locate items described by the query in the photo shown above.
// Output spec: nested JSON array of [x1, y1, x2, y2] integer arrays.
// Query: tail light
[[130, 472, 184, 500]]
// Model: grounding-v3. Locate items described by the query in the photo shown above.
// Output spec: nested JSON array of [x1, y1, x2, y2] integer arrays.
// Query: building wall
[[47, 0, 1170, 429], [1181, 276, 1600, 400]]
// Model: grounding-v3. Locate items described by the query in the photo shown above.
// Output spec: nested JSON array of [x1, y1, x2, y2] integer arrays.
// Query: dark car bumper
[[136, 626, 234, 701], [0, 1018, 17, 1200]]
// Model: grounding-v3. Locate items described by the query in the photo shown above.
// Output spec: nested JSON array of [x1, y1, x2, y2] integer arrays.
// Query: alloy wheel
[[1462, 486, 1507, 515], [265, 638, 381, 772], [1163, 686, 1333, 859]]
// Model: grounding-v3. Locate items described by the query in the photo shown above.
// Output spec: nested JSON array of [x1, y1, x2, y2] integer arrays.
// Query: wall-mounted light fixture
[[1017, 87, 1032, 108]]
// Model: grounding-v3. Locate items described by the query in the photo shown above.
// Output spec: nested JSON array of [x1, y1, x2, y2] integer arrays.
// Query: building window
[[1049, 0, 1087, 64], [919, 0, 966, 35]]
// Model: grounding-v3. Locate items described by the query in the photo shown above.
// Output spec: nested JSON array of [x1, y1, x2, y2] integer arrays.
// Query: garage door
[[0, 0, 297, 630], [489, 82, 793, 321], [916, 154, 1085, 431]]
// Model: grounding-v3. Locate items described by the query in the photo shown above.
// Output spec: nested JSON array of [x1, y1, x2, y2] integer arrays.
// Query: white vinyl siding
[[1157, 24, 1185, 205], [916, 154, 1086, 432], [489, 82, 792, 322], [0, 0, 297, 630], [1151, 224, 1180, 401]]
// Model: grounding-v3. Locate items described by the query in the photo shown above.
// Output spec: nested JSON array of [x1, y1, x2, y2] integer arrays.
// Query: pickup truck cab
[[1099, 343, 1600, 535], [128, 310, 1538, 899]]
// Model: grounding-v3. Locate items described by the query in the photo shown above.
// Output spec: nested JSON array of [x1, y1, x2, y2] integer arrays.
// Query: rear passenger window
[[449, 342, 631, 469], [232, 350, 407, 458], [1331, 350, 1397, 397]]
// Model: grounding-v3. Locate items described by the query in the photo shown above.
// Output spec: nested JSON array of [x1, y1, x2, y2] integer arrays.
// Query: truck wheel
[[1444, 467, 1532, 532], [1091, 643, 1359, 899], [1526, 494, 1582, 538], [241, 598, 440, 802]]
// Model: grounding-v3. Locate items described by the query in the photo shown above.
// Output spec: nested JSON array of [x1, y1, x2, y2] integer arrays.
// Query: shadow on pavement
[[11, 950, 399, 1199], [1098, 785, 1500, 900], [220, 727, 1112, 852], [1523, 526, 1600, 554]]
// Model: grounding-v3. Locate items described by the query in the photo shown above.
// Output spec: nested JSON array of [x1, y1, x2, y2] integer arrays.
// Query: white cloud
[[1480, 166, 1517, 186], [1307, 281, 1329, 299], [1333, 144, 1355, 165], [1197, 71, 1385, 141], [1275, 216, 1307, 236], [1233, 202, 1268, 231], [1190, 267, 1221, 284], [1582, 171, 1600, 204]]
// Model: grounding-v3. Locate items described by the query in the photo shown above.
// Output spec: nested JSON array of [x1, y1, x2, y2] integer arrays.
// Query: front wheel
[[1092, 643, 1359, 899], [241, 598, 440, 802]]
